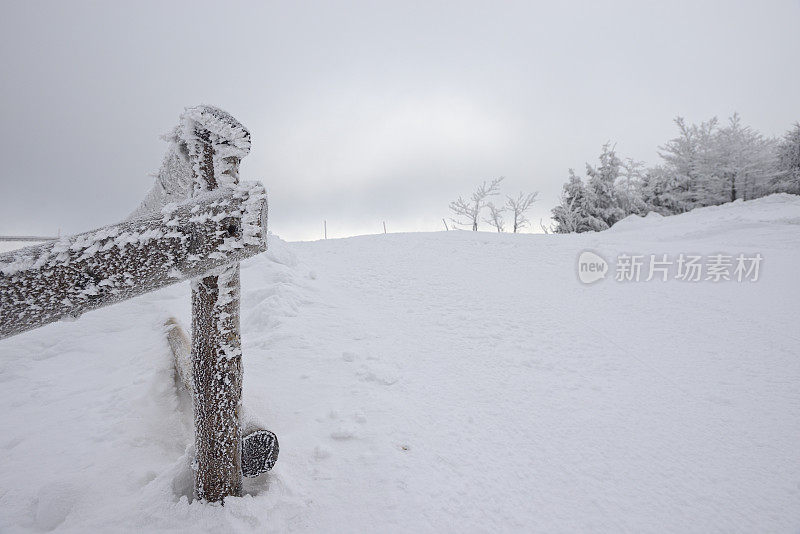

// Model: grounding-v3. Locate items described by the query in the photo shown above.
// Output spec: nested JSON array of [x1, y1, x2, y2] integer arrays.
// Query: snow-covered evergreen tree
[[584, 143, 625, 229], [640, 165, 686, 215], [550, 194, 581, 233], [616, 158, 647, 216], [551, 169, 603, 233]]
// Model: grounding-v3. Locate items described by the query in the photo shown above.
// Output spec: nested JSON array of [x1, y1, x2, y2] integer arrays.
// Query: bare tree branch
[[504, 191, 538, 233], [449, 177, 504, 230], [484, 202, 506, 232]]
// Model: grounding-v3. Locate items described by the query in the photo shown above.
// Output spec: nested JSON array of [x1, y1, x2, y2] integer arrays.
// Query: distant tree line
[[549, 115, 800, 233]]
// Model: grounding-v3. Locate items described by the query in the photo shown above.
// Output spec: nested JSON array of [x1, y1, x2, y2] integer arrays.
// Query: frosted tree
[[484, 202, 506, 232], [585, 143, 625, 228], [773, 122, 800, 194], [616, 158, 646, 216], [657, 116, 719, 212], [640, 165, 685, 215], [550, 145, 641, 232], [551, 169, 602, 233], [550, 194, 582, 233], [712, 113, 779, 202], [549, 113, 792, 232], [655, 114, 779, 208], [505, 191, 539, 233], [449, 177, 504, 230]]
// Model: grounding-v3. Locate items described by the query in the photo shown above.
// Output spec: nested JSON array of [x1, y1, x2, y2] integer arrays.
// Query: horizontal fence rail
[[0, 182, 267, 340]]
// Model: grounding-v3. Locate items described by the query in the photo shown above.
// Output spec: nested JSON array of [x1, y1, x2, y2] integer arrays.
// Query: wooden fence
[[0, 105, 273, 503]]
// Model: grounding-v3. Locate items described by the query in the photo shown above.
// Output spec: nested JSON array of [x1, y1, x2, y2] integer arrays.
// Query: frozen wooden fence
[[0, 105, 272, 503], [0, 186, 266, 338]]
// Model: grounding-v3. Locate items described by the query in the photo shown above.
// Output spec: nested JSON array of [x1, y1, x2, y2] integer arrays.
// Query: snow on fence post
[[181, 106, 253, 503]]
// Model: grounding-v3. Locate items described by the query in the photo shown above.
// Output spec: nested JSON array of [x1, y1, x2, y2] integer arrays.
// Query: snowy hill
[[1, 194, 800, 532]]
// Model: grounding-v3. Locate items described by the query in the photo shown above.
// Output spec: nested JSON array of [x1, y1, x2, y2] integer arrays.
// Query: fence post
[[183, 107, 250, 502]]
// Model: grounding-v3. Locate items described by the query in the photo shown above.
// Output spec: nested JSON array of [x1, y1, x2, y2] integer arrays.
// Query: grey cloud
[[1, 0, 798, 240]]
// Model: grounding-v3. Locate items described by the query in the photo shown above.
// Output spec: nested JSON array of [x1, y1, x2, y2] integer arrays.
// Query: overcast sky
[[1, 0, 799, 241]]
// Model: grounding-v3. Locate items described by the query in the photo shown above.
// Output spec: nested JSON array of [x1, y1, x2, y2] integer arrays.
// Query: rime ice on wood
[[166, 318, 279, 477], [130, 107, 252, 220], [135, 104, 270, 501], [0, 185, 267, 340], [129, 127, 195, 219], [179, 105, 255, 503]]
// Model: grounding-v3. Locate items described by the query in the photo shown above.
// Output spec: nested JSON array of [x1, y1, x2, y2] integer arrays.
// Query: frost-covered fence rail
[[0, 184, 267, 340]]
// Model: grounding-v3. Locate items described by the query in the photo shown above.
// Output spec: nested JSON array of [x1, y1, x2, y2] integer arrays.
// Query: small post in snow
[[383, 221, 387, 234], [324, 220, 327, 239], [442, 218, 449, 231]]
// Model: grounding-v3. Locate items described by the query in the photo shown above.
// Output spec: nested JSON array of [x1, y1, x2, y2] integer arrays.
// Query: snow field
[[1, 194, 799, 532]]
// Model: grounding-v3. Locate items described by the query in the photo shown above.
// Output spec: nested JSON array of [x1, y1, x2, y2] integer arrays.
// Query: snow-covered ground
[[1, 194, 799, 533]]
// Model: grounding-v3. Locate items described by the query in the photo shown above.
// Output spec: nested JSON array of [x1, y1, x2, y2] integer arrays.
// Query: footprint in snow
[[342, 351, 399, 385], [313, 445, 331, 459], [356, 363, 399, 386], [330, 426, 358, 440]]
